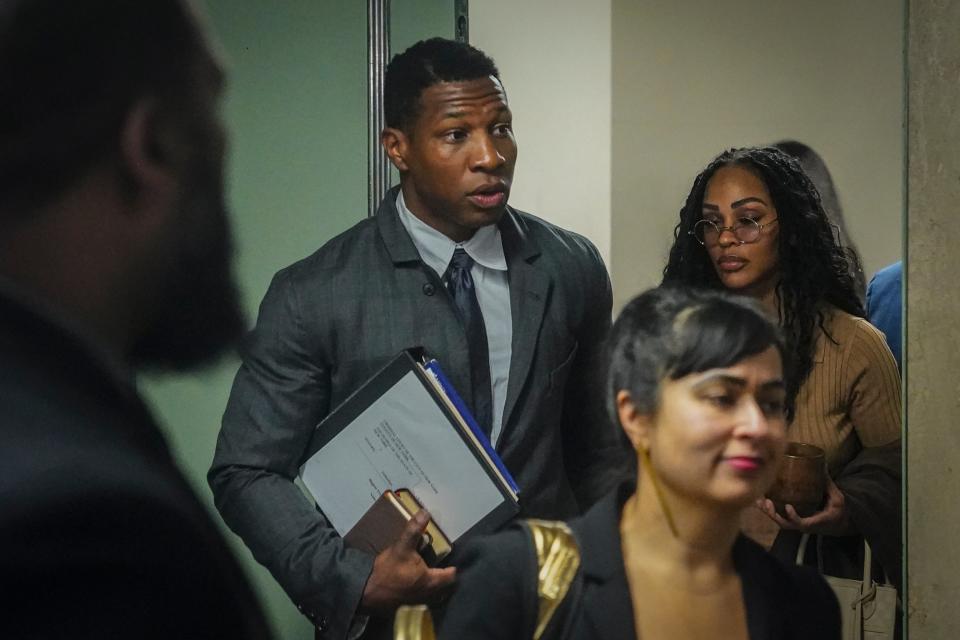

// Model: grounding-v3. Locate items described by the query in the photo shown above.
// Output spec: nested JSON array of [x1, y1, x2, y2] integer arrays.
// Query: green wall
[[392, 0, 456, 53], [142, 2, 453, 637], [387, 0, 457, 186]]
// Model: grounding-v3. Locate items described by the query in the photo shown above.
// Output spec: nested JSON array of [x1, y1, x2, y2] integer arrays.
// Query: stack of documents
[[299, 349, 519, 558]]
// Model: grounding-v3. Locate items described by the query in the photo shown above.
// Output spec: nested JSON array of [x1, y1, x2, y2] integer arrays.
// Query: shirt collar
[[396, 190, 507, 276]]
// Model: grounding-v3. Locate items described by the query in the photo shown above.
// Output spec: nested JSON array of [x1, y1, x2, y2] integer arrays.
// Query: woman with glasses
[[661, 146, 902, 591]]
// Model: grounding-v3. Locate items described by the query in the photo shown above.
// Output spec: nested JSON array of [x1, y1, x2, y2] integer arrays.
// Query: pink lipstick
[[725, 456, 762, 472]]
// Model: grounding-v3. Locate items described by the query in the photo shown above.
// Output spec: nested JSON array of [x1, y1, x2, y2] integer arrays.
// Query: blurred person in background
[[866, 261, 903, 371], [772, 140, 867, 304]]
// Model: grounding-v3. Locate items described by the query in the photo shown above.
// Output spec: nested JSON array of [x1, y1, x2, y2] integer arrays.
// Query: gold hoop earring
[[639, 445, 679, 538]]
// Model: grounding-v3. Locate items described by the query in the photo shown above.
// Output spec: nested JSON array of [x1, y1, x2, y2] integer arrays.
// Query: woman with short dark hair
[[420, 286, 839, 640]]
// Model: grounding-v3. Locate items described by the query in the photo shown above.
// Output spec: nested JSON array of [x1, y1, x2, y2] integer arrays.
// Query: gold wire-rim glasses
[[688, 217, 779, 246]]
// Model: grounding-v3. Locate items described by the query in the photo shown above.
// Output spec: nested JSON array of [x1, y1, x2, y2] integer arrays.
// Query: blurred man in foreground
[[0, 1, 270, 637]]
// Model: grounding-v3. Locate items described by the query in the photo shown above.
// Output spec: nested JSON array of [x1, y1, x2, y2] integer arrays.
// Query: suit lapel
[[734, 537, 778, 640], [498, 209, 550, 435], [375, 186, 422, 264], [574, 488, 781, 640], [575, 485, 637, 639], [374, 187, 474, 405], [580, 566, 635, 639]]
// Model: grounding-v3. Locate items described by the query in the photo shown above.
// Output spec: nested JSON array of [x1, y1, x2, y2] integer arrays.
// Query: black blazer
[[210, 187, 624, 638], [0, 294, 271, 639], [437, 483, 841, 640]]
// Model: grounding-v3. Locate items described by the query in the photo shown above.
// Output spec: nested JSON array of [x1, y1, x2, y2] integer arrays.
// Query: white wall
[[471, 0, 613, 265], [473, 1, 902, 309], [610, 0, 904, 309]]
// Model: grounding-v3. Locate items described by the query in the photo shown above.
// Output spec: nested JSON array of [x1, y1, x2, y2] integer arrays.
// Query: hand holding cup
[[758, 442, 853, 536], [766, 442, 826, 517]]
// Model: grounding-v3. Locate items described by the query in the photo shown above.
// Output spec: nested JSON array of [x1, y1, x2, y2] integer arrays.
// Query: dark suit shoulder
[[1, 479, 270, 638], [506, 208, 611, 325], [437, 525, 540, 639], [737, 535, 833, 595], [0, 404, 271, 639], [279, 215, 381, 282], [509, 208, 605, 266], [253, 215, 385, 347], [735, 536, 842, 639]]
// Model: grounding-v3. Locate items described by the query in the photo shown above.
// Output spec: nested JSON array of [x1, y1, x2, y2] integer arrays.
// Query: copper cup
[[767, 442, 827, 517]]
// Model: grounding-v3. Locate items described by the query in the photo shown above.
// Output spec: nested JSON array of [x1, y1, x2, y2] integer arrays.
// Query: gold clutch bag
[[393, 519, 581, 640]]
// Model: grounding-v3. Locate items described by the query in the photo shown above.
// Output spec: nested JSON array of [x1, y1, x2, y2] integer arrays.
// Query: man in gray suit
[[210, 38, 622, 639]]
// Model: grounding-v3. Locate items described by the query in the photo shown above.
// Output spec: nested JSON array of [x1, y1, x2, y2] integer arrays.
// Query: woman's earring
[[638, 444, 679, 538], [638, 443, 653, 468]]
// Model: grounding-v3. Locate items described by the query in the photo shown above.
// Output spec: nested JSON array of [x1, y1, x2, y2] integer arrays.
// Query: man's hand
[[756, 477, 854, 536], [360, 509, 457, 616]]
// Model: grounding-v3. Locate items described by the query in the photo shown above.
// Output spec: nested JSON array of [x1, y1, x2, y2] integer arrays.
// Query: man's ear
[[381, 127, 410, 172], [118, 98, 181, 200], [616, 390, 652, 452]]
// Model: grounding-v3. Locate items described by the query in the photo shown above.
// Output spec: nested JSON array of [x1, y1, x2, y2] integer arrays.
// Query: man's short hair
[[0, 0, 206, 213], [384, 38, 500, 132]]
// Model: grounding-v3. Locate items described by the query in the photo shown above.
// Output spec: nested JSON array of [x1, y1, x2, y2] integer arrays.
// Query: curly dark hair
[[661, 146, 864, 418]]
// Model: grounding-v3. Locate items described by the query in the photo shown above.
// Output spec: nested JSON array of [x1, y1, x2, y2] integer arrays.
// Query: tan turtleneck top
[[743, 305, 901, 546], [791, 306, 901, 474]]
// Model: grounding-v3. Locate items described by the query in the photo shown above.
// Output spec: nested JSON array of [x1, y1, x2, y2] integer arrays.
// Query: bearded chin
[[129, 193, 246, 372]]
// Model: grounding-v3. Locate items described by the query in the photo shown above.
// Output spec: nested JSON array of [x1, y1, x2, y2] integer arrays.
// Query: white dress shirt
[[396, 190, 513, 447]]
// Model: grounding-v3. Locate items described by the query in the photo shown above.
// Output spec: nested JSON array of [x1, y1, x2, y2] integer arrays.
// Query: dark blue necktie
[[444, 248, 493, 437]]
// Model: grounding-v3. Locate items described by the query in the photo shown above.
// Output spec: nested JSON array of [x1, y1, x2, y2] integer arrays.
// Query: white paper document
[[301, 370, 505, 540]]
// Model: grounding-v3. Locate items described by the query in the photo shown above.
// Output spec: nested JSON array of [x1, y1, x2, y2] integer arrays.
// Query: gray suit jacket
[[209, 188, 623, 639]]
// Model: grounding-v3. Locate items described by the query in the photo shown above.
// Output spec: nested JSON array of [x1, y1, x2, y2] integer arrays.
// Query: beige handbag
[[796, 533, 897, 640]]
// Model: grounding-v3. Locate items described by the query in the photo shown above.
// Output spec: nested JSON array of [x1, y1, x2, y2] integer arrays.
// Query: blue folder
[[423, 359, 520, 494]]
